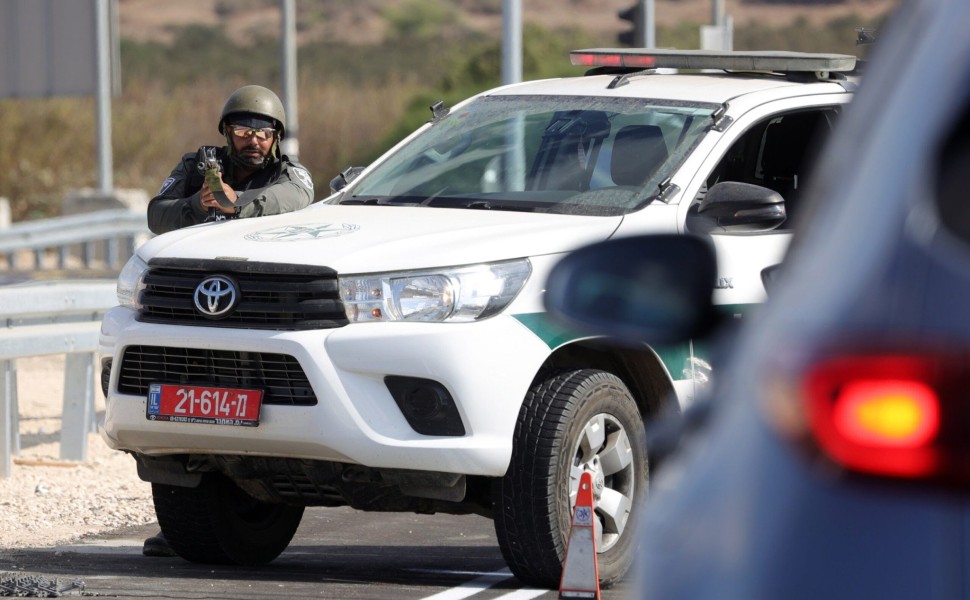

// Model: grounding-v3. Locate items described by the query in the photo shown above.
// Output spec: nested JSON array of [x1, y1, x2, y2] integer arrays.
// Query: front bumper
[[99, 306, 551, 476]]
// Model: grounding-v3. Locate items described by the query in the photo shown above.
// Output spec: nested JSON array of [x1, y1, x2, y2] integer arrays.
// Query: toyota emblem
[[193, 275, 238, 318]]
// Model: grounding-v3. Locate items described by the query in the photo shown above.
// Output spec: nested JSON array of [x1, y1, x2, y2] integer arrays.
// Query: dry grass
[[0, 76, 422, 222]]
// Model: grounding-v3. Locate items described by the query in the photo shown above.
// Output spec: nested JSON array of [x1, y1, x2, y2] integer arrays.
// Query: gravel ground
[[0, 356, 155, 551]]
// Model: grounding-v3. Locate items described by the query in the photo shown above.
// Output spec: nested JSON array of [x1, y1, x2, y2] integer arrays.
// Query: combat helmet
[[218, 85, 286, 137]]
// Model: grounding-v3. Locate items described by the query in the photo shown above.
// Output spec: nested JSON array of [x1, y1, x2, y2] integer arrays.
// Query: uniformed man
[[142, 85, 313, 559], [147, 84, 314, 234]]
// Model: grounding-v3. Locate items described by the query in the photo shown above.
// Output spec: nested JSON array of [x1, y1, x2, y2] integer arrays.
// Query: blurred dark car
[[544, 0, 970, 597]]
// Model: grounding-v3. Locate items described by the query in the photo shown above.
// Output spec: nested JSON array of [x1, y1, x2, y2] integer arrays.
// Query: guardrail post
[[82, 241, 94, 269], [0, 197, 9, 228], [61, 353, 96, 461], [106, 238, 119, 269], [1, 359, 18, 478]]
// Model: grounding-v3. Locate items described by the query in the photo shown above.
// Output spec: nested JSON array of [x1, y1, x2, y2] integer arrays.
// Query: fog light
[[385, 376, 465, 436]]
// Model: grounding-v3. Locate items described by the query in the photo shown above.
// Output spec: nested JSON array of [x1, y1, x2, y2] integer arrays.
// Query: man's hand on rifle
[[200, 173, 239, 214]]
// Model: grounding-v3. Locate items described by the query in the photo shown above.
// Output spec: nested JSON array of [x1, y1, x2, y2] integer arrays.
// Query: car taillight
[[801, 353, 970, 482]]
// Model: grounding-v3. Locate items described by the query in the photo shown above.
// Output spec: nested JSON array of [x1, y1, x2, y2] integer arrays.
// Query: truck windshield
[[343, 95, 716, 216]]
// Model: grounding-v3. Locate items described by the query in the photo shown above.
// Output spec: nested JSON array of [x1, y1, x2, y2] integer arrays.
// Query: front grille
[[118, 345, 317, 406], [138, 258, 348, 330]]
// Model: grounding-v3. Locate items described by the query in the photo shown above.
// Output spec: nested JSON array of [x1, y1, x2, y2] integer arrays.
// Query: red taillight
[[803, 354, 959, 480], [832, 379, 939, 448]]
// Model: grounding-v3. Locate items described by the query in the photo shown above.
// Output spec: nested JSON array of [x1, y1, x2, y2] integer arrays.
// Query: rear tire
[[152, 472, 304, 565], [493, 368, 648, 589]]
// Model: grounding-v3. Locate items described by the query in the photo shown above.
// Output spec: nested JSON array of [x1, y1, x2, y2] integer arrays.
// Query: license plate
[[147, 383, 262, 427]]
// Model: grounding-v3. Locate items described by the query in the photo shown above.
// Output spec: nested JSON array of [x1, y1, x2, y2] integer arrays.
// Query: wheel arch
[[541, 338, 679, 421]]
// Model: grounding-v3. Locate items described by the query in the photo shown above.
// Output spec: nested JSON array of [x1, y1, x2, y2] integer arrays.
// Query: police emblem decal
[[245, 223, 359, 242]]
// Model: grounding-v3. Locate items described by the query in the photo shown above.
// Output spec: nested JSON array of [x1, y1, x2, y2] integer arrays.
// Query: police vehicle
[[99, 48, 858, 588]]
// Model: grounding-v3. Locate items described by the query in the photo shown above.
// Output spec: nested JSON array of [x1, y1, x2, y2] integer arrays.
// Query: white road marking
[[419, 568, 517, 599], [415, 568, 553, 599], [493, 588, 551, 599]]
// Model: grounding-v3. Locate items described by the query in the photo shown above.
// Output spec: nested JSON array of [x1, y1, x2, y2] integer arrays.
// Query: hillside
[[118, 0, 901, 46], [0, 0, 901, 223]]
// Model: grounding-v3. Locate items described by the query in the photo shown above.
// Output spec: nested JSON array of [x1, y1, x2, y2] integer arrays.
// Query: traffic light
[[618, 2, 645, 47]]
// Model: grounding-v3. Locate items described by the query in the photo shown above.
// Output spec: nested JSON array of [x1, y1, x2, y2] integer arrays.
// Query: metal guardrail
[[0, 209, 149, 271], [0, 209, 151, 476], [0, 280, 118, 478], [0, 209, 153, 479]]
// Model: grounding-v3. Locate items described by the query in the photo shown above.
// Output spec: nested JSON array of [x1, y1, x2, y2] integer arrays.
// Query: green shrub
[[383, 0, 462, 40]]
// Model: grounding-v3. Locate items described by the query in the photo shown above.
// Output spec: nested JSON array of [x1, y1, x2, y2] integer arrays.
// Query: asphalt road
[[2, 506, 635, 599]]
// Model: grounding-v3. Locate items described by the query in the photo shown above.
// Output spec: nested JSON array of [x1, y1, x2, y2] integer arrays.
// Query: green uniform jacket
[[147, 146, 315, 234]]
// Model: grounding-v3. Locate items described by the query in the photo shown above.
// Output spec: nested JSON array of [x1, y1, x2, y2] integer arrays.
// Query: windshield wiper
[[425, 197, 539, 212], [339, 197, 379, 205], [342, 195, 538, 212], [340, 196, 426, 206]]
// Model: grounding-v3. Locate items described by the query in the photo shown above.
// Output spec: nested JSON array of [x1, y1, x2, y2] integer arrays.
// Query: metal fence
[[0, 209, 151, 477], [0, 280, 118, 477], [0, 209, 149, 271]]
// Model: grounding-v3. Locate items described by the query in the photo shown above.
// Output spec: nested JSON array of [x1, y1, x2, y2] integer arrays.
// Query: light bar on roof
[[570, 48, 857, 73]]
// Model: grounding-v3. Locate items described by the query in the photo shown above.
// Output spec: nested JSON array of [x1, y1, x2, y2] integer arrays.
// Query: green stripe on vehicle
[[514, 312, 580, 348], [515, 304, 756, 348], [515, 303, 757, 379], [514, 312, 699, 376]]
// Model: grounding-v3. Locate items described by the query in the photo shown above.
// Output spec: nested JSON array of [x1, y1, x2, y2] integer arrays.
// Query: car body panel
[[633, 1, 970, 598]]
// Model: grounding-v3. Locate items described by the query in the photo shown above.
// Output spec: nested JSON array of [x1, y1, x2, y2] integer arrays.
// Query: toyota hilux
[[99, 47, 858, 588]]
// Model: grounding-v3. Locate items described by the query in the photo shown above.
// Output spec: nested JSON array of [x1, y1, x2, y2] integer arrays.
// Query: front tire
[[493, 369, 648, 588], [152, 472, 305, 565]]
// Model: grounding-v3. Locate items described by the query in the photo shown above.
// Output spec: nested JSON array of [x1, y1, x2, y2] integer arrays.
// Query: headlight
[[116, 254, 149, 309], [340, 259, 531, 323]]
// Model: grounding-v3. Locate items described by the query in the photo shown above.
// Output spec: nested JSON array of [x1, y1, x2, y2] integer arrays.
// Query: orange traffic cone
[[559, 470, 600, 599]]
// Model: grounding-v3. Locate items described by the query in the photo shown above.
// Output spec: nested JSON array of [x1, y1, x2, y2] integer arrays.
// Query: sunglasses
[[229, 125, 276, 140]]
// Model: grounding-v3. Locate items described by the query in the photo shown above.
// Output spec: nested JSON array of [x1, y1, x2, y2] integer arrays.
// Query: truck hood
[[139, 204, 622, 273]]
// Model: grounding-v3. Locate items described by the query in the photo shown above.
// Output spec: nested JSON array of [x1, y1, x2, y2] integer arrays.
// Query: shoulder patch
[[291, 166, 314, 190], [158, 177, 176, 195]]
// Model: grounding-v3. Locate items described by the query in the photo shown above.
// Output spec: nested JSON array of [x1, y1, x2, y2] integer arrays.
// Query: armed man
[[147, 85, 314, 234], [142, 85, 313, 557]]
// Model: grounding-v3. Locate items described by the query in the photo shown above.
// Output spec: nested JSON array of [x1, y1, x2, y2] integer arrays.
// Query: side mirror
[[544, 234, 721, 347], [686, 181, 786, 234], [329, 166, 365, 194]]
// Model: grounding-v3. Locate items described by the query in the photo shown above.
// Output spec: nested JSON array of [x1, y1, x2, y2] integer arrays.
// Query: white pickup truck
[[99, 48, 857, 588]]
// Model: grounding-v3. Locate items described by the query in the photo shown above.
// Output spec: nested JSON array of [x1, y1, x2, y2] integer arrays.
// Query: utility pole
[[95, 0, 113, 193], [645, 0, 655, 47], [702, 0, 733, 50], [502, 0, 522, 85], [501, 0, 524, 189], [281, 0, 299, 159]]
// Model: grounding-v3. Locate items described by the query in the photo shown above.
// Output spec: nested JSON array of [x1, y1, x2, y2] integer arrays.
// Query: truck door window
[[701, 107, 840, 228]]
